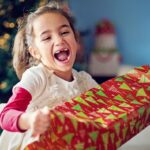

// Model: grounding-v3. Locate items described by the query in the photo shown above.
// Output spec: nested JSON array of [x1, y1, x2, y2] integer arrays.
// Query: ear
[[28, 46, 41, 60]]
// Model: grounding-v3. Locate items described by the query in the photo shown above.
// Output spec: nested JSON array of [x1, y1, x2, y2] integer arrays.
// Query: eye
[[61, 31, 70, 36], [42, 36, 51, 41]]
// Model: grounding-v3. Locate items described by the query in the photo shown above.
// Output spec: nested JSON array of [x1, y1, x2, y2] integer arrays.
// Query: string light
[[3, 21, 9, 28], [0, 10, 5, 16], [9, 23, 15, 28], [0, 81, 7, 90], [4, 33, 10, 40], [3, 21, 15, 28], [0, 34, 10, 49]]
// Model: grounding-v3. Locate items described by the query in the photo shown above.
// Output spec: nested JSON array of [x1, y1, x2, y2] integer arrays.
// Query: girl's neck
[[41, 63, 73, 81], [54, 70, 73, 82]]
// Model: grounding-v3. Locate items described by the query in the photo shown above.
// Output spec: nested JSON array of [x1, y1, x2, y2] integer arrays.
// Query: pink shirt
[[0, 87, 32, 132]]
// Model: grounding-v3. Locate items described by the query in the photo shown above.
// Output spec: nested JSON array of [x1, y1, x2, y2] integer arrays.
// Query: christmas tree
[[0, 0, 51, 103]]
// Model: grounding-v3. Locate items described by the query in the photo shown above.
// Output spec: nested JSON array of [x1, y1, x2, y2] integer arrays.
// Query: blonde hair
[[13, 1, 76, 79]]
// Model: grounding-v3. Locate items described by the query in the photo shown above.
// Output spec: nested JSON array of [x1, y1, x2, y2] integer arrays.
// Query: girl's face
[[30, 12, 78, 80]]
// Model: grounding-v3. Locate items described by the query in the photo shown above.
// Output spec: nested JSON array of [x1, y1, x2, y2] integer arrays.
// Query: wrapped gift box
[[25, 65, 150, 150]]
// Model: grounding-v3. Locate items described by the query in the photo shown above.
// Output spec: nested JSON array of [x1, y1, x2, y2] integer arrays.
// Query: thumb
[[31, 132, 40, 138], [41, 106, 50, 115]]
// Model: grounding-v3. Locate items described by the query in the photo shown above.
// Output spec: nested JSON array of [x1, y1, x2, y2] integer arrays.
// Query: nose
[[53, 34, 64, 46]]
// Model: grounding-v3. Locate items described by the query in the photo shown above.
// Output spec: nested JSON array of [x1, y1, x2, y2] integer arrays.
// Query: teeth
[[54, 48, 70, 61], [55, 48, 68, 54], [64, 48, 68, 51], [55, 50, 61, 54]]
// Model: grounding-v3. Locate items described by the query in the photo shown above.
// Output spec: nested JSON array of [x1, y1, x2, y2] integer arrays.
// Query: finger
[[31, 126, 44, 137], [31, 129, 40, 138], [37, 121, 50, 129], [32, 133, 39, 138], [42, 106, 50, 115], [31, 126, 48, 137], [35, 121, 49, 130], [43, 122, 50, 129]]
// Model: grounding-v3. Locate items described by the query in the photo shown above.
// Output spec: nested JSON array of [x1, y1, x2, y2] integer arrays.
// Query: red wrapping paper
[[24, 65, 150, 150]]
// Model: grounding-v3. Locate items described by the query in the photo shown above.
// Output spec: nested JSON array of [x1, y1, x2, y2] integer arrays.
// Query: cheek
[[40, 53, 53, 66], [41, 51, 52, 60], [70, 39, 78, 51], [74, 43, 78, 55], [38, 47, 51, 61], [39, 44, 51, 55]]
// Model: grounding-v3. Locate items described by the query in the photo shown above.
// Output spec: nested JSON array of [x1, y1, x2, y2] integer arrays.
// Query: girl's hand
[[18, 106, 50, 137], [29, 106, 50, 137]]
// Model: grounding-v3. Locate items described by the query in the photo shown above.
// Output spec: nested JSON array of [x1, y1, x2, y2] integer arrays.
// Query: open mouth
[[54, 48, 70, 62]]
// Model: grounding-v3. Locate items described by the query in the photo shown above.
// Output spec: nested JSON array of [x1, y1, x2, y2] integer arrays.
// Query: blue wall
[[70, 0, 150, 66]]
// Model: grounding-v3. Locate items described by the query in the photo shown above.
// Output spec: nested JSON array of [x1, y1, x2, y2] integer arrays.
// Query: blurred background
[[0, 0, 150, 103], [0, 1, 150, 148]]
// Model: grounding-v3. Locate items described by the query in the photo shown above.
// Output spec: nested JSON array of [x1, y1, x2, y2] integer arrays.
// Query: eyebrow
[[60, 24, 70, 29], [40, 24, 70, 36]]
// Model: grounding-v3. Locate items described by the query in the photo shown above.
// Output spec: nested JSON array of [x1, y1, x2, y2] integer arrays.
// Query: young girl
[[0, 1, 98, 150]]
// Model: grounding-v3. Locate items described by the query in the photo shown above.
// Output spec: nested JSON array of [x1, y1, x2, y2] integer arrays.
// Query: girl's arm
[[0, 86, 50, 136], [0, 87, 31, 132]]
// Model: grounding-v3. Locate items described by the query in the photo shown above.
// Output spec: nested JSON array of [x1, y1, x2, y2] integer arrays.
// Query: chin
[[60, 67, 72, 73], [58, 65, 72, 72]]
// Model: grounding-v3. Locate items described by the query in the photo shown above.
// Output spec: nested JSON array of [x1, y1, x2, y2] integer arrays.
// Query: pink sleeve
[[0, 87, 32, 132]]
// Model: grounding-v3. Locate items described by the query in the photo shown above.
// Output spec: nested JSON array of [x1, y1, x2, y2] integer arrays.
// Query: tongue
[[56, 51, 68, 61]]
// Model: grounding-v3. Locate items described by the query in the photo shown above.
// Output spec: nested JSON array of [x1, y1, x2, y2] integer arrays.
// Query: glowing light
[[4, 33, 10, 39], [0, 82, 7, 90], [9, 23, 15, 28], [3, 21, 9, 28], [0, 37, 9, 49], [0, 38, 5, 45], [3, 21, 15, 28], [0, 10, 5, 16]]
